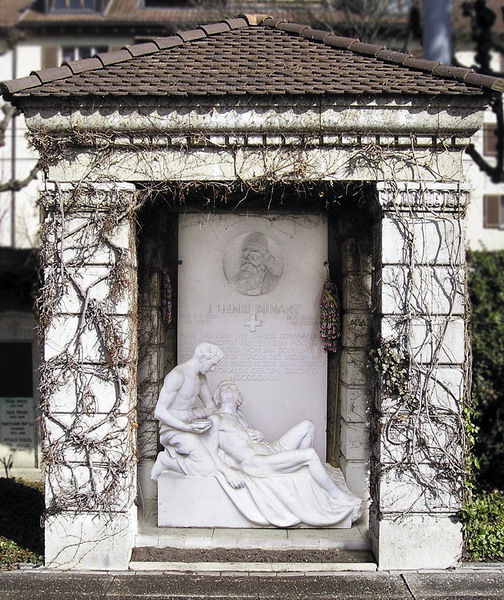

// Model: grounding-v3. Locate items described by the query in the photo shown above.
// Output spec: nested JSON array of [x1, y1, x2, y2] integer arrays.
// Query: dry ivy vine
[[36, 181, 143, 518], [369, 182, 471, 518], [28, 123, 471, 527]]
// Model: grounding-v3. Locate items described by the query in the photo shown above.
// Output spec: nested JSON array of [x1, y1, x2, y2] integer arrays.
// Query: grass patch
[[0, 536, 43, 570]]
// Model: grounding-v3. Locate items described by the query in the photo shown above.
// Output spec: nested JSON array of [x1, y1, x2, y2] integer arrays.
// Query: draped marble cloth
[[215, 466, 362, 528], [159, 431, 362, 527], [161, 430, 362, 527]]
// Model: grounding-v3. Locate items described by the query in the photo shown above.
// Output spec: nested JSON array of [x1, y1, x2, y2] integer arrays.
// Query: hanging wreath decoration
[[161, 268, 173, 324], [320, 263, 341, 352]]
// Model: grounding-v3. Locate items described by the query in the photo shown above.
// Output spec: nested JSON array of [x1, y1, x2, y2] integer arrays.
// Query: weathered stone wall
[[370, 182, 469, 569], [39, 182, 139, 570], [338, 236, 373, 505]]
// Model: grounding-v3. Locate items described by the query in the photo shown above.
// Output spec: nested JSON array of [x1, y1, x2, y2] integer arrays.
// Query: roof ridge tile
[[97, 48, 132, 66], [276, 22, 310, 35], [1, 74, 41, 95], [403, 57, 440, 71], [36, 64, 73, 84], [65, 56, 102, 75], [240, 14, 270, 26], [200, 22, 231, 36], [154, 36, 184, 50], [126, 41, 160, 57], [464, 71, 504, 91], [374, 49, 412, 65], [223, 17, 248, 30], [348, 41, 383, 56], [299, 28, 333, 43], [324, 34, 360, 50], [432, 64, 473, 79], [176, 28, 207, 42], [261, 17, 285, 28]]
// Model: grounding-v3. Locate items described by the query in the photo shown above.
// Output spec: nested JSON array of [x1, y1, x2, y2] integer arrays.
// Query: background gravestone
[[0, 342, 37, 470]]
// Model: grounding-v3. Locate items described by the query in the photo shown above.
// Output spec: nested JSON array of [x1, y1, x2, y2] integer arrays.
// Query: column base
[[45, 507, 137, 570], [372, 513, 462, 570]]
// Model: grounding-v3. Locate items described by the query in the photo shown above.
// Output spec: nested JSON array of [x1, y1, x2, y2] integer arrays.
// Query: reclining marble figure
[[152, 345, 362, 527], [205, 380, 362, 527]]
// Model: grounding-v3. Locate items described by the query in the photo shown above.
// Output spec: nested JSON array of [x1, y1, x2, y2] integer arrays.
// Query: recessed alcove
[[135, 182, 377, 548]]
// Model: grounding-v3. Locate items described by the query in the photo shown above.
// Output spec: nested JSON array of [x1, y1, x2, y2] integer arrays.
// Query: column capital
[[377, 182, 470, 215], [40, 181, 137, 210]]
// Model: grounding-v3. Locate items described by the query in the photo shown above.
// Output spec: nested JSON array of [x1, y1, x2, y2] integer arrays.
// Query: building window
[[61, 46, 108, 63], [142, 0, 188, 6], [341, 0, 410, 13], [46, 0, 110, 12], [483, 123, 499, 156], [484, 195, 504, 229], [385, 0, 411, 12]]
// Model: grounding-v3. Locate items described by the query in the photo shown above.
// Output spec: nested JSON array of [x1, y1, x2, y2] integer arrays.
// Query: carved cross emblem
[[244, 314, 263, 332]]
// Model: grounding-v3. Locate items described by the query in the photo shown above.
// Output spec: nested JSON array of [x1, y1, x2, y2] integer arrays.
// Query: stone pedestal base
[[158, 473, 257, 527], [157, 470, 355, 528], [372, 514, 462, 570]]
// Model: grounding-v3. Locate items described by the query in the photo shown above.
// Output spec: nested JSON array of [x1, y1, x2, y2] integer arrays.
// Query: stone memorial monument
[[4, 12, 498, 569], [153, 347, 362, 528]]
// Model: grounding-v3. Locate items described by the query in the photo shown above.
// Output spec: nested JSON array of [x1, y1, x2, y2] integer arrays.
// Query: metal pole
[[423, 0, 452, 65]]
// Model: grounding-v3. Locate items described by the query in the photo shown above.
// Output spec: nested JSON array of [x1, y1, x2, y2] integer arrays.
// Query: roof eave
[[15, 93, 491, 139]]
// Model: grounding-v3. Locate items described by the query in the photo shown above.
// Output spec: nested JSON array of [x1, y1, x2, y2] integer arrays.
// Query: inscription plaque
[[178, 214, 328, 458], [0, 397, 36, 468]]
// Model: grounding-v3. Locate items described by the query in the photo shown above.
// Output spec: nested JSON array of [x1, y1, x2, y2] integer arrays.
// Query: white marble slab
[[178, 213, 328, 458]]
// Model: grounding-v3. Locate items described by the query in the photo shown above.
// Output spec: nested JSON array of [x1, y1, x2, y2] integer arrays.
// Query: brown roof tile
[[97, 49, 132, 66], [0, 0, 32, 28], [3, 74, 41, 93], [66, 57, 103, 74], [36, 64, 74, 83], [126, 41, 159, 57], [200, 22, 231, 36], [155, 36, 184, 50], [223, 17, 249, 29], [1, 15, 502, 100], [177, 29, 207, 43], [324, 35, 357, 51]]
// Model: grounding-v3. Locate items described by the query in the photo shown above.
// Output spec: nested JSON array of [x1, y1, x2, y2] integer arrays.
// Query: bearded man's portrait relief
[[224, 232, 283, 296]]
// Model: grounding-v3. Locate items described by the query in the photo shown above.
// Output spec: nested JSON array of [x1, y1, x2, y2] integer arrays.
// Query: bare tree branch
[[0, 98, 41, 193], [0, 162, 41, 193], [462, 0, 504, 183], [0, 104, 17, 147]]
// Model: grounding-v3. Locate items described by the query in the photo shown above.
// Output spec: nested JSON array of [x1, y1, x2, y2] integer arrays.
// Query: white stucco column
[[371, 182, 470, 570], [39, 182, 138, 570]]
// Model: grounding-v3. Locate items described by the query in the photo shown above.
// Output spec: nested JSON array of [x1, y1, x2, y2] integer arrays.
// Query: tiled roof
[[2, 15, 504, 100], [0, 0, 33, 28]]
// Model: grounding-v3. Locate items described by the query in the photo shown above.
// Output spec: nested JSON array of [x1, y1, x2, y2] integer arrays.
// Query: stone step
[[129, 560, 378, 573], [130, 547, 377, 572]]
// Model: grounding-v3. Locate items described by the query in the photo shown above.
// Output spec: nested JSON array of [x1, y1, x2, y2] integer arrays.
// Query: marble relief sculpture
[[152, 344, 362, 527], [225, 232, 282, 296]]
